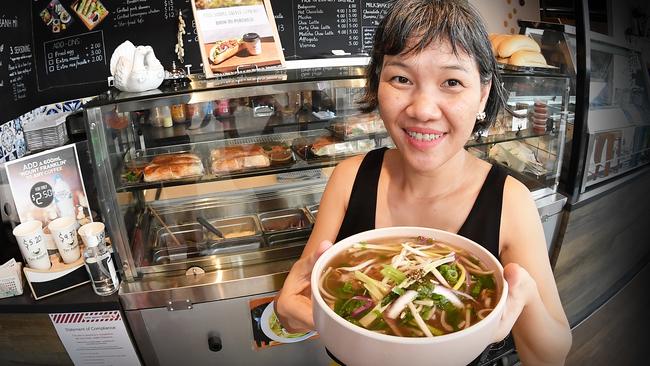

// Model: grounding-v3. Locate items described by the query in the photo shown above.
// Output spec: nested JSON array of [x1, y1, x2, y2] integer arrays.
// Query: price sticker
[[30, 181, 53, 208]]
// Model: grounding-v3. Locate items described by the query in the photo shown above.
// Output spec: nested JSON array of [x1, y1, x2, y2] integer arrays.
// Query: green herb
[[380, 265, 406, 284], [439, 264, 459, 284], [334, 298, 365, 318]]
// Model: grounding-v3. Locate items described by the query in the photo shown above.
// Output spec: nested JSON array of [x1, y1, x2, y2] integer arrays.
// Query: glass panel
[[584, 41, 650, 190]]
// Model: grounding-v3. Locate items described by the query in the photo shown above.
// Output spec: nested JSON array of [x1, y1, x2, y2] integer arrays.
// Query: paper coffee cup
[[12, 221, 52, 270], [49, 217, 81, 264], [78, 222, 105, 248]]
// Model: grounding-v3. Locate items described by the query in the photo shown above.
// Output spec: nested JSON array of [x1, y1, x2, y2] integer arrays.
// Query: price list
[[42, 31, 107, 87], [360, 1, 390, 51], [270, 0, 391, 59]]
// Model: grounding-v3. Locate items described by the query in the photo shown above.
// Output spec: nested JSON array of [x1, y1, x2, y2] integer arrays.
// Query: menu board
[[0, 4, 38, 121], [31, 0, 203, 99], [270, 0, 391, 59]]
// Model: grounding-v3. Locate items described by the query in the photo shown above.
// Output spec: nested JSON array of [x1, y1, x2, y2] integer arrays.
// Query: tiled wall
[[0, 99, 87, 163]]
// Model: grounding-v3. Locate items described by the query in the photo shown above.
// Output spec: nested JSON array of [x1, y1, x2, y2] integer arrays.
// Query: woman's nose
[[404, 89, 443, 122]]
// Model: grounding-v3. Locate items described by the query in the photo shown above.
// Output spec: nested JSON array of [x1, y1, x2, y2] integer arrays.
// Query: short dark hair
[[359, 0, 507, 133]]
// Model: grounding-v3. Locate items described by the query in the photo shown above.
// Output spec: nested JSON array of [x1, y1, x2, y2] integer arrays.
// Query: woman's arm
[[498, 177, 572, 365], [274, 155, 363, 332]]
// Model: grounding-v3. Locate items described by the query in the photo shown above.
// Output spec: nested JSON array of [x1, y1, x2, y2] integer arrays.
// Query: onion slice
[[433, 285, 464, 308], [386, 290, 418, 319]]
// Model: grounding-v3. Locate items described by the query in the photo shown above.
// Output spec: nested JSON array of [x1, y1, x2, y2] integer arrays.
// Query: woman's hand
[[493, 262, 539, 342], [274, 240, 333, 333]]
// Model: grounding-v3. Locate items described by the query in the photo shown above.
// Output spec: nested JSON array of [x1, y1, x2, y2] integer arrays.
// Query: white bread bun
[[497, 35, 540, 58], [509, 50, 547, 67], [490, 34, 511, 55], [497, 57, 509, 64]]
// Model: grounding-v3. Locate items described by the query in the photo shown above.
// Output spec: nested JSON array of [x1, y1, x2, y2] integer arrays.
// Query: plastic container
[[151, 106, 173, 127], [79, 222, 119, 296], [171, 104, 186, 123]]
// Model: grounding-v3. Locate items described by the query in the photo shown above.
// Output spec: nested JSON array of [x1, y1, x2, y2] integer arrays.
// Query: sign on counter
[[4, 144, 92, 228], [50, 311, 141, 366]]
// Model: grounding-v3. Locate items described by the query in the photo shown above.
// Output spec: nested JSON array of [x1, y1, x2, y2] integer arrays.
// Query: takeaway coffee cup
[[78, 222, 105, 247], [48, 217, 81, 264], [12, 221, 52, 270]]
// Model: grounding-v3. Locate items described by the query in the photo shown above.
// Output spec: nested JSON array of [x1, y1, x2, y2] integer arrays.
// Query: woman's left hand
[[493, 262, 539, 342]]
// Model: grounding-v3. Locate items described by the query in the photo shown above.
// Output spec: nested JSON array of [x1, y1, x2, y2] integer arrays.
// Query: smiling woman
[[275, 1, 571, 365]]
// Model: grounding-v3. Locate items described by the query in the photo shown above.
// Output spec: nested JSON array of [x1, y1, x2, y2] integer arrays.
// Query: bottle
[[52, 174, 76, 218], [83, 237, 119, 296]]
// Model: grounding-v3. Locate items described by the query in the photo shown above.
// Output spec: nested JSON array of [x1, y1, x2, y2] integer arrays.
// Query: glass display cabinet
[[521, 20, 650, 201], [82, 66, 570, 365], [582, 37, 650, 193]]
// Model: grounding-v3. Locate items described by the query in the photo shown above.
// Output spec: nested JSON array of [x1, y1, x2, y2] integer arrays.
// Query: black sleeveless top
[[330, 147, 513, 366], [336, 147, 508, 259]]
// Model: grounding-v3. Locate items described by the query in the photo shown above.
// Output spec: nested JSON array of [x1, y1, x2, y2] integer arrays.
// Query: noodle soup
[[319, 236, 498, 337]]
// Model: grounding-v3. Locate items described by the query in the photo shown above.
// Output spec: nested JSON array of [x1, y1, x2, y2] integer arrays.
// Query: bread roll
[[509, 50, 547, 67], [210, 144, 270, 174], [497, 57, 509, 64], [143, 163, 204, 182], [490, 34, 511, 55], [151, 153, 201, 165], [497, 35, 540, 58]]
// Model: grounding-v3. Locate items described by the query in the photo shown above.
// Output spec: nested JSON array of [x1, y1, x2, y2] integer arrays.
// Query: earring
[[476, 111, 486, 121]]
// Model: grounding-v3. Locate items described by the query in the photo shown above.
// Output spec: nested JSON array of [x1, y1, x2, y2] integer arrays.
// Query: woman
[[276, 0, 572, 364]]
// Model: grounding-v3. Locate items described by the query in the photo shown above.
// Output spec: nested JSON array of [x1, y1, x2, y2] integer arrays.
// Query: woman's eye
[[443, 79, 462, 87], [391, 76, 411, 84]]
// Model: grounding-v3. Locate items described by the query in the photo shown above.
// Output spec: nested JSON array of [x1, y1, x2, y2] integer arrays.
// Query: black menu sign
[[32, 0, 202, 97], [0, 4, 37, 121], [42, 31, 107, 87], [270, 0, 390, 60]]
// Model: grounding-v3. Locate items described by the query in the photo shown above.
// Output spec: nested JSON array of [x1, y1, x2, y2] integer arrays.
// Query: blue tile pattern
[[0, 99, 84, 163]]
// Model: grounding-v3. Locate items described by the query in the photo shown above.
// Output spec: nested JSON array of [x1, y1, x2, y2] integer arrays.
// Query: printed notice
[[50, 311, 141, 366], [4, 144, 93, 229]]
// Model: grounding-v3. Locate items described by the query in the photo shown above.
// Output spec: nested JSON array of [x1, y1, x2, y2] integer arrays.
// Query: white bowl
[[311, 227, 508, 366]]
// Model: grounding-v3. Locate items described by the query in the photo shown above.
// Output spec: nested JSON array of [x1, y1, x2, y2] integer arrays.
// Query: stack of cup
[[12, 221, 52, 270], [533, 100, 548, 134], [48, 217, 82, 264]]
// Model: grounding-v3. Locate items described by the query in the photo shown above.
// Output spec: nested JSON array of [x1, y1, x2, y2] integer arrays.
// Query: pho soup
[[319, 236, 499, 337]]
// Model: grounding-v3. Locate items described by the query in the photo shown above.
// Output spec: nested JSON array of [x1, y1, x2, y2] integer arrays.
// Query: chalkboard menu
[[0, 1, 393, 122], [270, 0, 391, 59], [0, 4, 38, 121], [31, 0, 202, 97]]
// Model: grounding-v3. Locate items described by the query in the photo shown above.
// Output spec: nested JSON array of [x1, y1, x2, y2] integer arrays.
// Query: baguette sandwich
[[143, 153, 204, 182], [209, 39, 240, 65], [210, 144, 270, 174]]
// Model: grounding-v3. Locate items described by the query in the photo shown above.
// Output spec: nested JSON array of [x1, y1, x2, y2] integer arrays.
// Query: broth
[[320, 236, 498, 337]]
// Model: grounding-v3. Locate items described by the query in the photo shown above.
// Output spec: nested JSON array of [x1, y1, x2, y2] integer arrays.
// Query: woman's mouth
[[403, 128, 447, 148], [406, 130, 444, 141]]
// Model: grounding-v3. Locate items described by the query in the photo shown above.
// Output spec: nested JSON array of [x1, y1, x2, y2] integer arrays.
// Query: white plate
[[259, 301, 315, 343]]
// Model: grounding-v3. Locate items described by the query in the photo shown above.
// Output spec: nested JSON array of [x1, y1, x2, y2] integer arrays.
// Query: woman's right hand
[[274, 240, 333, 333]]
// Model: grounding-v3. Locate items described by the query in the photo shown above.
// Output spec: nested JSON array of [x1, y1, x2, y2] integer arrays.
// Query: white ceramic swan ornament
[[110, 41, 165, 92]]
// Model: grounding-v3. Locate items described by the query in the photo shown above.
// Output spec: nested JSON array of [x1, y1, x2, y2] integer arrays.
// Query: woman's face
[[378, 40, 490, 172]]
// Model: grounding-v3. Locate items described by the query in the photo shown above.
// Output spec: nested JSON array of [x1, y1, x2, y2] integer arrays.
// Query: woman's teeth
[[407, 131, 443, 141]]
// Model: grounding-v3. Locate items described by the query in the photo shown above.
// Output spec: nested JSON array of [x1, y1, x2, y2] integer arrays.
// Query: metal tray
[[266, 229, 312, 247], [152, 241, 262, 265], [306, 204, 319, 221], [154, 216, 263, 252], [258, 208, 312, 233]]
